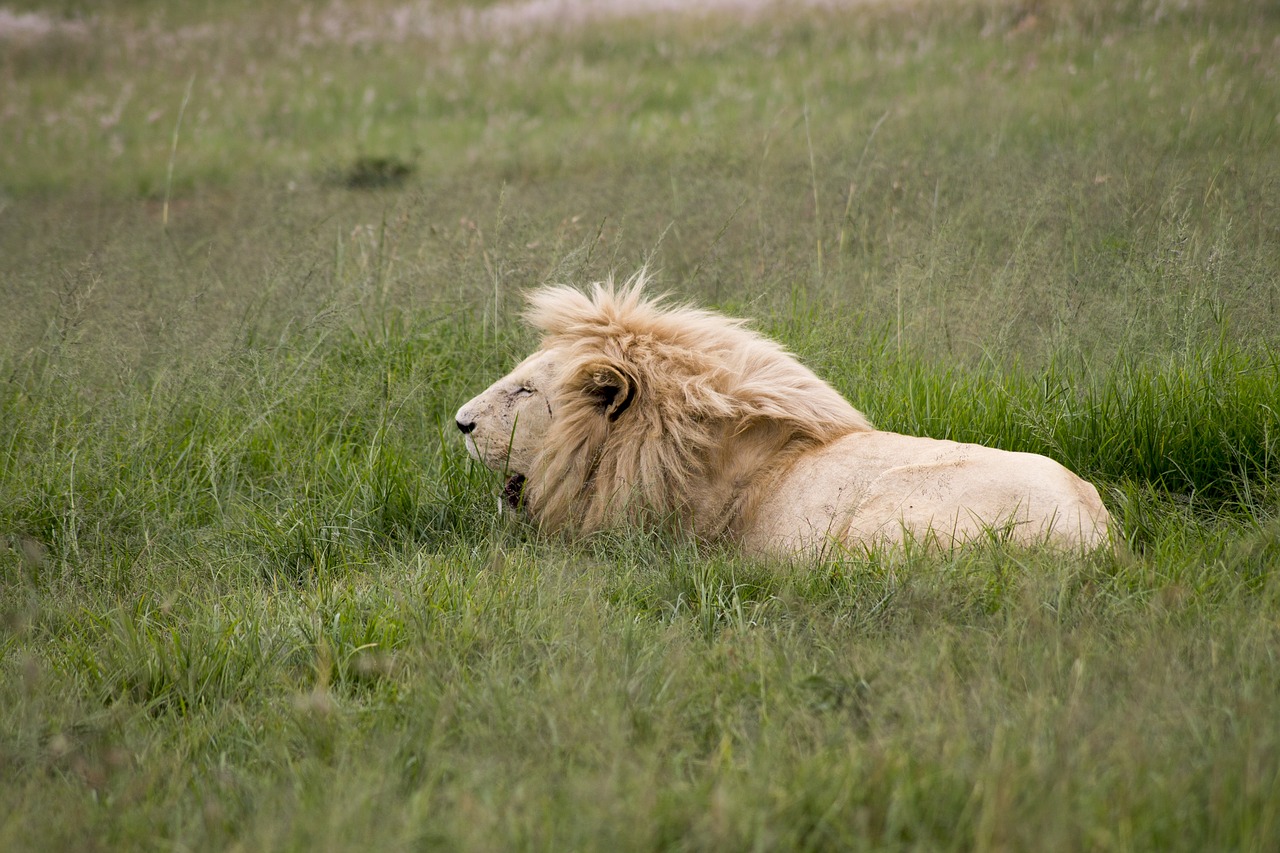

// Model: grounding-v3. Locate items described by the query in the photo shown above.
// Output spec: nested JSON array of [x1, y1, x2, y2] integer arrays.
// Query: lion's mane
[[522, 271, 873, 540]]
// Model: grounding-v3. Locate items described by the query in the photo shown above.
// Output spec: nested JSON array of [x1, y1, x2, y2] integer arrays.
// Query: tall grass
[[4, 300, 1276, 581], [860, 340, 1280, 518], [3, 283, 1278, 848]]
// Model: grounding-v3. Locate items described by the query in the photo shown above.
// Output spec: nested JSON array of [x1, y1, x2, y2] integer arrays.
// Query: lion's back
[[744, 431, 1111, 556]]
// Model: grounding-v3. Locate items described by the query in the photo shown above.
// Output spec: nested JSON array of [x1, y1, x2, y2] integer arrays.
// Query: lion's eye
[[514, 386, 534, 397]]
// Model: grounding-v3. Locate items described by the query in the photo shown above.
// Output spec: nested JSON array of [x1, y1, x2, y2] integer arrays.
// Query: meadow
[[2, 0, 1279, 849]]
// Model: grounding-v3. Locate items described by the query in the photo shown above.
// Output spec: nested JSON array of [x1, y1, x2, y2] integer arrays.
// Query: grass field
[[3, 0, 1280, 849]]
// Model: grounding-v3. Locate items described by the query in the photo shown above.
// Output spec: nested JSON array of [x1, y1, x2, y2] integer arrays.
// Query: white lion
[[456, 272, 1112, 558]]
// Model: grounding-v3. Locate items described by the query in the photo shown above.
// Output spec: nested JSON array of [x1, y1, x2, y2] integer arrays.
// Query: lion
[[455, 272, 1112, 558]]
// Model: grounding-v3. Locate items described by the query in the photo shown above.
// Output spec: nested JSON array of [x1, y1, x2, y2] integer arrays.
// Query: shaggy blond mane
[[523, 270, 873, 540]]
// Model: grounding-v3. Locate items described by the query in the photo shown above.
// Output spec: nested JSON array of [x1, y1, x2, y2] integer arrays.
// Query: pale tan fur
[[456, 271, 1112, 557]]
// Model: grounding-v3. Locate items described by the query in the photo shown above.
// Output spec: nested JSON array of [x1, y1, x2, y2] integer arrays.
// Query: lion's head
[[455, 271, 873, 540]]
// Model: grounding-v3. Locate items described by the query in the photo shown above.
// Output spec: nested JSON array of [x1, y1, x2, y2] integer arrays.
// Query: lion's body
[[455, 274, 1111, 557], [743, 431, 1109, 555]]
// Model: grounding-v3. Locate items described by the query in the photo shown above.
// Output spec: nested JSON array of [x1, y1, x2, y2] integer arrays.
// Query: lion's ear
[[581, 362, 635, 422]]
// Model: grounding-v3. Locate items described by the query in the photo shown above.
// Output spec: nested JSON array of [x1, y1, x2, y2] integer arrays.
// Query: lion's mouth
[[502, 473, 527, 510]]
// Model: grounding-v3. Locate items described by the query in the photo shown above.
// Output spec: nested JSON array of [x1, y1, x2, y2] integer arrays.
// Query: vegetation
[[2, 0, 1278, 849]]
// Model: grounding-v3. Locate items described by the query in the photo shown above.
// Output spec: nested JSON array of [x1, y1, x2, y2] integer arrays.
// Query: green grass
[[3, 0, 1280, 849]]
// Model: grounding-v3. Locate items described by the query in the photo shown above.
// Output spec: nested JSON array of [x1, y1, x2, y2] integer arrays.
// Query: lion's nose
[[456, 418, 476, 435]]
